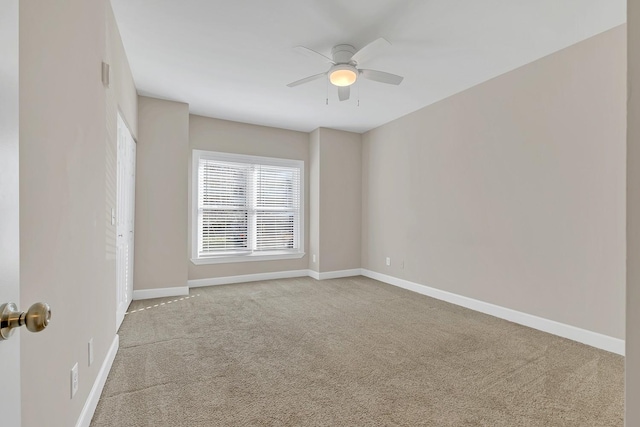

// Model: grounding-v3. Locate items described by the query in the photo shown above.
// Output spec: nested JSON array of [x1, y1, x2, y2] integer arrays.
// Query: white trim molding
[[75, 334, 119, 427], [132, 286, 189, 301], [361, 269, 625, 356], [191, 252, 305, 265], [189, 269, 309, 288], [315, 269, 362, 280]]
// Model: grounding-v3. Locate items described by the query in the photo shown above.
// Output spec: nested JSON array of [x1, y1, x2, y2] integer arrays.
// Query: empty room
[[2, 0, 640, 426]]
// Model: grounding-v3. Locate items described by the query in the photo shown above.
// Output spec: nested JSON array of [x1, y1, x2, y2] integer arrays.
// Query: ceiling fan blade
[[294, 46, 335, 64], [338, 86, 350, 102], [287, 72, 326, 88], [359, 69, 404, 85], [351, 37, 391, 65]]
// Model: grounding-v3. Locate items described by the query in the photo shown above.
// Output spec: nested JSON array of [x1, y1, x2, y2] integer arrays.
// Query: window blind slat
[[199, 160, 250, 208], [199, 209, 248, 255], [256, 211, 296, 250]]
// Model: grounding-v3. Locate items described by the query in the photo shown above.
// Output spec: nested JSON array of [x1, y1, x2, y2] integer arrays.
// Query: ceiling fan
[[287, 38, 404, 102]]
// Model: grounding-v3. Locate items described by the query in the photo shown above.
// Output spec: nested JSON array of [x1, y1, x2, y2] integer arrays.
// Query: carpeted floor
[[91, 276, 623, 426]]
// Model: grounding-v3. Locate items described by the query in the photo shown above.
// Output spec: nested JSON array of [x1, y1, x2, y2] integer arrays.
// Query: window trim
[[191, 149, 305, 265]]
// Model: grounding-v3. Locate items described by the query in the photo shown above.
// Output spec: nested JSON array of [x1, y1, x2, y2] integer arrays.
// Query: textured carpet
[[91, 276, 623, 426]]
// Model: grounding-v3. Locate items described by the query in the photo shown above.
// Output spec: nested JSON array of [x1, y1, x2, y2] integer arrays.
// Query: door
[[116, 113, 136, 330], [0, 0, 21, 424]]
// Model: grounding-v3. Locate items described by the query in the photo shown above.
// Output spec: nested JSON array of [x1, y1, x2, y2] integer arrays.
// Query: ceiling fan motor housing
[[331, 44, 357, 64]]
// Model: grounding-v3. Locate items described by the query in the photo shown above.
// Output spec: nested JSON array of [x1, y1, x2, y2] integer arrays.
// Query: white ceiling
[[110, 0, 625, 133]]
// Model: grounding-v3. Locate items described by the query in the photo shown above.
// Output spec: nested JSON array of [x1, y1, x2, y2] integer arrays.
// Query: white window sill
[[191, 251, 305, 265]]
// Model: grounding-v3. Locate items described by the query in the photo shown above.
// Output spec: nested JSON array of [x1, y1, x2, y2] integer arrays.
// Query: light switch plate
[[88, 338, 94, 367]]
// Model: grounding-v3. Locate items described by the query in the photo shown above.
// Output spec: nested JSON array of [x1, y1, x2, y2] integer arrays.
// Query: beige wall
[[135, 96, 189, 290], [627, 0, 638, 423], [317, 128, 362, 273], [138, 113, 361, 281], [309, 129, 321, 272], [19, 0, 136, 425], [188, 115, 310, 279], [308, 128, 362, 273], [106, 4, 137, 138], [362, 25, 626, 339]]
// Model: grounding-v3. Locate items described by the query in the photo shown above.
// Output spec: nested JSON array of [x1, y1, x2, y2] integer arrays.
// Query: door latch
[[0, 302, 51, 340]]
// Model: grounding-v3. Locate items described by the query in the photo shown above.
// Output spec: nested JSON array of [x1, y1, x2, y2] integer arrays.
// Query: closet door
[[116, 113, 136, 330]]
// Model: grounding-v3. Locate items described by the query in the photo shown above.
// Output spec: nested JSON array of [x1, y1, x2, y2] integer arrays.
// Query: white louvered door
[[116, 114, 136, 330]]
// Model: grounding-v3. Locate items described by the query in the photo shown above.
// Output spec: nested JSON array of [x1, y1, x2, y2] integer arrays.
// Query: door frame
[[0, 0, 21, 424]]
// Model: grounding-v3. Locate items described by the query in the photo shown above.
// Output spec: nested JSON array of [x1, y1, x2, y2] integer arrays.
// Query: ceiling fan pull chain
[[326, 79, 329, 105]]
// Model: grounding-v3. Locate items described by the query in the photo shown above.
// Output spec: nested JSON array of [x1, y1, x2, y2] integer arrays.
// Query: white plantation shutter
[[195, 151, 303, 260]]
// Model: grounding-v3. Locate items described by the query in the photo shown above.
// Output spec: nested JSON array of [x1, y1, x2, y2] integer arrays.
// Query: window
[[191, 150, 304, 264]]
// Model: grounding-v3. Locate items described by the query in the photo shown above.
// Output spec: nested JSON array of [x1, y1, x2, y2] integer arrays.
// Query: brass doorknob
[[0, 302, 51, 340]]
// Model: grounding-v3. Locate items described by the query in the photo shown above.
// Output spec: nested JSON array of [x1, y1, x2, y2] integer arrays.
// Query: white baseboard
[[132, 286, 189, 301], [317, 269, 362, 280], [188, 269, 309, 288], [75, 334, 119, 427], [188, 268, 361, 287], [361, 269, 624, 355]]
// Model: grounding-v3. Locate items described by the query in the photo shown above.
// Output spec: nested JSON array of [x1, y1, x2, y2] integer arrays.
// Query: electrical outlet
[[401, 261, 405, 269], [312, 254, 316, 263], [70, 363, 79, 398], [386, 257, 391, 266], [88, 338, 94, 367]]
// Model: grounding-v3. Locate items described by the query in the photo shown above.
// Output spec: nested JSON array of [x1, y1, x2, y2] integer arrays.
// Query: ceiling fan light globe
[[329, 68, 357, 87]]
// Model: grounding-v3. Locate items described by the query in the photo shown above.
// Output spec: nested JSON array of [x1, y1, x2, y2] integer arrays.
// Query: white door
[[116, 114, 136, 330], [0, 0, 21, 424]]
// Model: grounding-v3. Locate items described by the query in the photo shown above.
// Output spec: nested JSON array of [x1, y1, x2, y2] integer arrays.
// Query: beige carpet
[[91, 276, 623, 426]]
